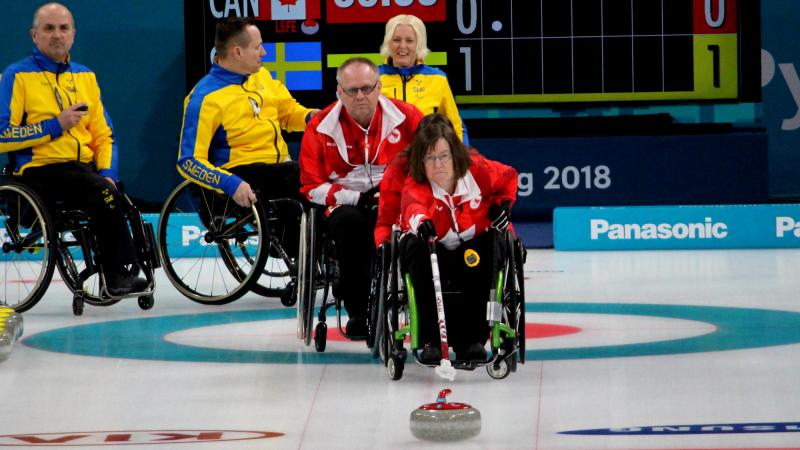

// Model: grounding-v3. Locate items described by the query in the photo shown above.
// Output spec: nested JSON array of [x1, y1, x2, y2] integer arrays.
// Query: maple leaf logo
[[279, 0, 298, 7]]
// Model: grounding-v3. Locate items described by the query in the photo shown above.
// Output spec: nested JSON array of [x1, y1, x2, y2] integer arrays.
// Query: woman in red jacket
[[399, 114, 518, 364]]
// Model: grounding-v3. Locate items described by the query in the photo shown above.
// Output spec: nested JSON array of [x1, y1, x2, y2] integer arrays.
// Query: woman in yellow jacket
[[378, 14, 468, 144]]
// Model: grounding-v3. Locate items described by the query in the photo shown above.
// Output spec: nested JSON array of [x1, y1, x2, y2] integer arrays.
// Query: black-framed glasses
[[340, 81, 379, 97], [423, 152, 452, 164]]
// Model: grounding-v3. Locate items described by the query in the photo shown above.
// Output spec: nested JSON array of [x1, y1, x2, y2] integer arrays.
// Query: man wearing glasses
[[299, 57, 423, 338], [0, 2, 147, 295], [178, 18, 318, 265]]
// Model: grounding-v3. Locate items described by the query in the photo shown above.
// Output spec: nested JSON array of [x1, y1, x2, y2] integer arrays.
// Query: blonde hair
[[379, 14, 429, 63]]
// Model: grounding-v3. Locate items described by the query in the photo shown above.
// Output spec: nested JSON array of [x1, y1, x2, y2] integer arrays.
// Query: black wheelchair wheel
[[158, 180, 269, 304], [386, 233, 406, 367], [72, 294, 84, 316], [514, 237, 526, 363], [296, 208, 318, 345], [501, 233, 526, 365], [388, 354, 404, 381], [54, 224, 122, 307], [247, 232, 295, 301], [314, 322, 327, 352], [367, 243, 389, 352], [138, 295, 154, 310], [0, 182, 56, 312]]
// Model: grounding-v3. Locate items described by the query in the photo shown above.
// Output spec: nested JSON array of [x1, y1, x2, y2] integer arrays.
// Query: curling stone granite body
[[1, 307, 24, 362], [410, 389, 481, 441]]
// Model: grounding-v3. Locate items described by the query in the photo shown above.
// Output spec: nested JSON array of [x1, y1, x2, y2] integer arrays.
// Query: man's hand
[[232, 181, 257, 208], [57, 102, 89, 132], [417, 219, 437, 243], [356, 187, 379, 211]]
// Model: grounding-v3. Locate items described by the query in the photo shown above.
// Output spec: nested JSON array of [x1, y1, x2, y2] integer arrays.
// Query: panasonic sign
[[554, 204, 800, 250], [590, 217, 728, 240]]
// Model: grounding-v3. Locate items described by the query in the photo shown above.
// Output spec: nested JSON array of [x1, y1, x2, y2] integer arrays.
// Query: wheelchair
[[366, 227, 526, 380], [0, 178, 159, 315], [295, 205, 368, 352], [158, 179, 303, 306]]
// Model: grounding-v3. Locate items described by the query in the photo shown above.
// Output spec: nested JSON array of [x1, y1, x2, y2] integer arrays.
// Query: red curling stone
[[409, 388, 481, 441]]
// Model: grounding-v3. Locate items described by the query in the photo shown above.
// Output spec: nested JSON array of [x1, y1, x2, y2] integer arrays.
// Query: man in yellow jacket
[[0, 2, 146, 295], [178, 17, 318, 262]]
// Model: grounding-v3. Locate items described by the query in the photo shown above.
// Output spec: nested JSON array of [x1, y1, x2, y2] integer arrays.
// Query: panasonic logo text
[[590, 217, 728, 240], [776, 216, 800, 237]]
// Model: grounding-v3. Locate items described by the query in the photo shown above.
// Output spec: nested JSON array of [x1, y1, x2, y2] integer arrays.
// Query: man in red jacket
[[300, 57, 423, 337]]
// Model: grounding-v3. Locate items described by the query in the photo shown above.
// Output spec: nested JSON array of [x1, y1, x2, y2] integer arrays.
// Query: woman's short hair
[[379, 14, 430, 63], [407, 113, 471, 184]]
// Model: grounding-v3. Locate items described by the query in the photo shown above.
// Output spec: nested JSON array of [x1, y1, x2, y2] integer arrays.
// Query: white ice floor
[[2, 248, 800, 449]]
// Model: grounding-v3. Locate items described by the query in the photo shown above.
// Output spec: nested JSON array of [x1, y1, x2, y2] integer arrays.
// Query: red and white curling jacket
[[401, 153, 518, 250], [375, 152, 408, 246], [299, 96, 422, 212]]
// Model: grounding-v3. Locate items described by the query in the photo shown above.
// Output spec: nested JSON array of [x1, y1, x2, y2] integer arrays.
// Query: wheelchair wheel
[[247, 232, 295, 303], [500, 233, 526, 366], [296, 209, 317, 345], [513, 237, 526, 362], [385, 233, 408, 375], [314, 322, 327, 352], [72, 294, 84, 316], [486, 358, 510, 380], [54, 222, 122, 308], [0, 182, 56, 312], [217, 199, 299, 305], [367, 243, 389, 353], [158, 180, 269, 304], [388, 354, 404, 381], [56, 193, 156, 310], [138, 295, 154, 310]]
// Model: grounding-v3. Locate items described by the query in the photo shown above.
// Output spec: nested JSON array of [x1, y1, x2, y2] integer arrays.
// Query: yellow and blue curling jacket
[[0, 49, 119, 179], [379, 62, 468, 144], [178, 64, 313, 196]]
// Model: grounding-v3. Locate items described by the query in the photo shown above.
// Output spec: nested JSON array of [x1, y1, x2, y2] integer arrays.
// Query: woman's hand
[[489, 200, 511, 232]]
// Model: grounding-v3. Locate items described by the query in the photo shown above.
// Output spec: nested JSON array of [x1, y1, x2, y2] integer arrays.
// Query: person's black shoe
[[345, 316, 367, 338], [419, 344, 442, 365], [458, 343, 487, 362], [106, 270, 149, 296]]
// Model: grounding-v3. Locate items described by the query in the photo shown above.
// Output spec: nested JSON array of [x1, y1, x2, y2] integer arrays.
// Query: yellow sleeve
[[438, 79, 465, 143], [0, 71, 59, 153]]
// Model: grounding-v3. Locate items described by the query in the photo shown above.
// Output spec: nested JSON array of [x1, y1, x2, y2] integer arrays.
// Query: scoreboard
[[184, 0, 760, 109], [448, 0, 756, 103]]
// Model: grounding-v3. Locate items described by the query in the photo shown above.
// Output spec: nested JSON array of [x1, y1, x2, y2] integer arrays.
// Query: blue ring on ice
[[21, 303, 800, 363]]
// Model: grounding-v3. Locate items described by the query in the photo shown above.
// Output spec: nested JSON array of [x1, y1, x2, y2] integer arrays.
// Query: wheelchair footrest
[[452, 361, 481, 371], [413, 356, 485, 371]]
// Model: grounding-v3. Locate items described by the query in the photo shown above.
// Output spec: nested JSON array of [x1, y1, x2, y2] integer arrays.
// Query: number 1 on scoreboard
[[693, 34, 738, 99]]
